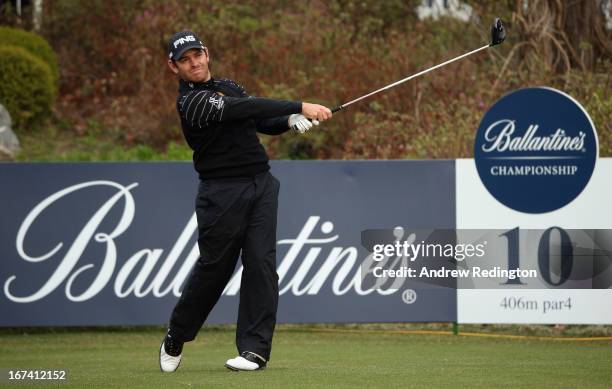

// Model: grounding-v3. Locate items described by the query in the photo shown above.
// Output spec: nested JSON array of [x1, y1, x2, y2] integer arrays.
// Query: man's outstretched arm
[[255, 116, 292, 135], [179, 90, 332, 130]]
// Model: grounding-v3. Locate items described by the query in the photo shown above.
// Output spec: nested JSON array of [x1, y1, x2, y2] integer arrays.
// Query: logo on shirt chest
[[208, 96, 224, 110]]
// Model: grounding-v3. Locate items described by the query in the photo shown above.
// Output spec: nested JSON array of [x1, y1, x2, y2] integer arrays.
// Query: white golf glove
[[289, 114, 319, 134]]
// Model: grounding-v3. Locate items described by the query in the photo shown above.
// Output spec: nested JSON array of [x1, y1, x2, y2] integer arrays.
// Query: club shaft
[[333, 44, 490, 113]]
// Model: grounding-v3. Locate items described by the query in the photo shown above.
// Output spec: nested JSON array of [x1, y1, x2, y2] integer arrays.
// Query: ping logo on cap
[[174, 35, 196, 48], [168, 31, 205, 60]]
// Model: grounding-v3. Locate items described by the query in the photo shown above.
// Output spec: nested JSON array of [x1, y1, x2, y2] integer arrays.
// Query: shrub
[[0, 46, 55, 131], [0, 26, 59, 86]]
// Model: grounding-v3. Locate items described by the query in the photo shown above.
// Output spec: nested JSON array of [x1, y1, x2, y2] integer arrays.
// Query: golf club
[[329, 18, 506, 114]]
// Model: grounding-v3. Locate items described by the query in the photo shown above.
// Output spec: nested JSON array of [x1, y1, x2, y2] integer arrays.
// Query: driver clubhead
[[490, 18, 506, 46]]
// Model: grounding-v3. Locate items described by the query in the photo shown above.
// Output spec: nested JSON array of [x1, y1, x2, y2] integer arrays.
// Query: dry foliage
[[21, 0, 611, 157]]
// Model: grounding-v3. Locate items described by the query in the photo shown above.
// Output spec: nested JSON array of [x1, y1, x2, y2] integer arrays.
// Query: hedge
[[0, 46, 56, 131], [0, 26, 59, 86]]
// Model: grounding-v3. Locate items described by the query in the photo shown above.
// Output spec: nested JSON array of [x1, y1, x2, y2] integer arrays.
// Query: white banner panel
[[456, 158, 612, 324]]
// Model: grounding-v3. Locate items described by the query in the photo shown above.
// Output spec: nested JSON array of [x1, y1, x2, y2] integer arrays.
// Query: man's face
[[167, 48, 210, 83]]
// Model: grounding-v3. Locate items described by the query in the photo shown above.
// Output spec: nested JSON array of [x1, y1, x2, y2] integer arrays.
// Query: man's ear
[[203, 47, 210, 63], [167, 59, 179, 75]]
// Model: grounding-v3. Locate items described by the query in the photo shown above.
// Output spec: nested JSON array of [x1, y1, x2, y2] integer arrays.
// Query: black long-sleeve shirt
[[176, 77, 302, 179]]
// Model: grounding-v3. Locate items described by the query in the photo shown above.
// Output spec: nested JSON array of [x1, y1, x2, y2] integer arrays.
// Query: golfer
[[159, 30, 332, 372]]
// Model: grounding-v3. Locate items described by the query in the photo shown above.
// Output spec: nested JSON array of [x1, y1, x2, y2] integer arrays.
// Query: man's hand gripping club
[[289, 103, 333, 134]]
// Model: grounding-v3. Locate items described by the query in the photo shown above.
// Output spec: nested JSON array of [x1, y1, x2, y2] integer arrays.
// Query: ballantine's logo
[[3, 181, 399, 303], [482, 119, 585, 153], [473, 87, 597, 213]]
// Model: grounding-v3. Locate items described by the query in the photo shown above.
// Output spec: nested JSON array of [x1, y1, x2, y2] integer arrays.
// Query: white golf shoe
[[159, 334, 183, 372], [225, 351, 267, 371]]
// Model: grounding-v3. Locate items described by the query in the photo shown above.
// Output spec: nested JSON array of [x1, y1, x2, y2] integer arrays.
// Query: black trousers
[[168, 171, 280, 361]]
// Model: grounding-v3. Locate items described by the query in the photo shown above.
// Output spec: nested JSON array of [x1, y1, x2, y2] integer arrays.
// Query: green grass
[[0, 327, 611, 388], [13, 123, 192, 162]]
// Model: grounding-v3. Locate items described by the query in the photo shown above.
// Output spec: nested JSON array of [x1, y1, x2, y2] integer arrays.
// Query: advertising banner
[[0, 161, 456, 326]]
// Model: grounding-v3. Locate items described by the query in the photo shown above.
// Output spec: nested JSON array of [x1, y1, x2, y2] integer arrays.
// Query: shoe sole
[[159, 340, 181, 373], [224, 363, 266, 372]]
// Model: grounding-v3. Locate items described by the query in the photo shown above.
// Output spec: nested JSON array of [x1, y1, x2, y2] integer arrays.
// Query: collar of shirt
[[178, 77, 215, 93]]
